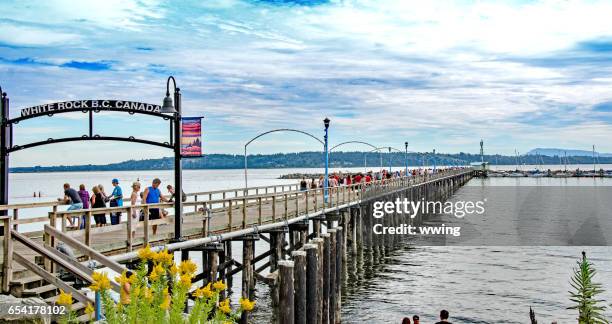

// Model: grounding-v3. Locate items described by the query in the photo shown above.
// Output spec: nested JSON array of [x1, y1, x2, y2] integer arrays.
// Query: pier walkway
[[0, 168, 473, 323]]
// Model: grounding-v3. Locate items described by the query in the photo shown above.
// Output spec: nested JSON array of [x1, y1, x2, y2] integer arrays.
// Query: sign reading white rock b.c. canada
[[20, 100, 161, 117]]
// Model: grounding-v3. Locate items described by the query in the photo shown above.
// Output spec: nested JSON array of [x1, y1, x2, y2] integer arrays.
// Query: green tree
[[569, 251, 609, 323]]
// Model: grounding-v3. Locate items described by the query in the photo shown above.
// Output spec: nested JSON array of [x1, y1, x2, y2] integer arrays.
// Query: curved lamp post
[[405, 142, 409, 176], [329, 140, 378, 173], [161, 76, 183, 241], [243, 128, 325, 190]]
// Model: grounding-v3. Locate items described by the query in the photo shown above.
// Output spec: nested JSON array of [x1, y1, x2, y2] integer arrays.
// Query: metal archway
[[1, 77, 190, 241], [243, 128, 324, 188], [329, 141, 379, 172]]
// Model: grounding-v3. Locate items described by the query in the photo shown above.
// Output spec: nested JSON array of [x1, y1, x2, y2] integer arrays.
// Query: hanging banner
[[181, 117, 203, 157]]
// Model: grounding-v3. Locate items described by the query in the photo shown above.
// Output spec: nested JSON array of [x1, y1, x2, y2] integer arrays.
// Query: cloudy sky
[[1, 0, 612, 167]]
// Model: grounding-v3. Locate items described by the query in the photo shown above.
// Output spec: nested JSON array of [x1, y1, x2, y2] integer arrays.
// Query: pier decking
[[0, 168, 473, 323]]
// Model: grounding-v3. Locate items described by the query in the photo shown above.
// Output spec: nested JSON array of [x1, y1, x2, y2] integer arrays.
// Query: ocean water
[[341, 177, 612, 323]]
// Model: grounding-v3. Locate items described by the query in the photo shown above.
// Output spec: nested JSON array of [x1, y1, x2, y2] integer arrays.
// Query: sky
[[1, 0, 612, 167]]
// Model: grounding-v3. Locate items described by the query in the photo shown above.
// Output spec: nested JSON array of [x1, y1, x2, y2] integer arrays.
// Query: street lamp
[[432, 149, 436, 174], [0, 86, 8, 216], [404, 141, 408, 176], [162, 76, 183, 242], [388, 146, 392, 172], [323, 117, 330, 205]]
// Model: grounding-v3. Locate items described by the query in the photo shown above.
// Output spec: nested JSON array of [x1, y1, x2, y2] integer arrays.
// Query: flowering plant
[[59, 244, 255, 323]]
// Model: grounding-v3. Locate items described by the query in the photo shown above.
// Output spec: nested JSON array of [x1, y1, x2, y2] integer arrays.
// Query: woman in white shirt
[[130, 182, 141, 239]]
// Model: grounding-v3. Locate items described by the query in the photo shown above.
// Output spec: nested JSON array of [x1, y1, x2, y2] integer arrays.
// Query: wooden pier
[[0, 168, 473, 323]]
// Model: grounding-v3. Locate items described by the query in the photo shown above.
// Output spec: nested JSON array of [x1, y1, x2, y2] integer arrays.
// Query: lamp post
[[323, 118, 330, 205], [432, 149, 436, 174], [388, 147, 392, 172], [404, 141, 408, 176], [0, 86, 9, 216], [162, 76, 183, 242]]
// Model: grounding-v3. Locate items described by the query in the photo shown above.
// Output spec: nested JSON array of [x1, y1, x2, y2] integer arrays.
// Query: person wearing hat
[[109, 178, 124, 225]]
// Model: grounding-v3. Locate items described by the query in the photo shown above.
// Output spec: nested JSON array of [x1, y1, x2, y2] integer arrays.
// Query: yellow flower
[[239, 297, 256, 311], [213, 280, 227, 292], [89, 271, 111, 292], [179, 273, 192, 288], [193, 283, 213, 299], [169, 263, 179, 276], [115, 270, 136, 286], [85, 303, 95, 319], [154, 248, 173, 266], [149, 263, 166, 281], [218, 298, 231, 314], [179, 259, 197, 275], [138, 244, 155, 261], [160, 294, 171, 310], [56, 289, 73, 306], [143, 287, 153, 302]]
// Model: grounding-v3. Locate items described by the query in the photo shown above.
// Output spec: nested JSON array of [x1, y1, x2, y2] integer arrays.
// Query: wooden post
[[227, 200, 233, 230], [292, 251, 307, 324], [258, 197, 262, 224], [85, 210, 93, 248], [126, 207, 133, 251], [143, 205, 150, 246], [334, 227, 343, 323], [278, 260, 295, 324], [272, 195, 277, 221], [312, 237, 325, 324], [327, 229, 337, 324], [242, 198, 247, 229], [284, 193, 289, 219], [270, 230, 284, 272], [12, 209, 18, 231], [2, 217, 13, 293], [313, 219, 321, 238], [241, 239, 255, 324], [225, 240, 233, 289], [321, 233, 331, 324], [207, 250, 219, 283], [303, 244, 318, 324]]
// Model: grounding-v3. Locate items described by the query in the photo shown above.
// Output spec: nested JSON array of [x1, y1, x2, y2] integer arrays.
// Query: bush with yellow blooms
[[59, 244, 255, 323]]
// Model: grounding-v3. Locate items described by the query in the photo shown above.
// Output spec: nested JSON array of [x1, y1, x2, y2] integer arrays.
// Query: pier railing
[[0, 168, 472, 294]]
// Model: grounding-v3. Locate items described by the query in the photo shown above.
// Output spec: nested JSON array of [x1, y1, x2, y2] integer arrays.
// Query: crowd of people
[[298, 167, 463, 191], [59, 178, 185, 235], [402, 310, 452, 324]]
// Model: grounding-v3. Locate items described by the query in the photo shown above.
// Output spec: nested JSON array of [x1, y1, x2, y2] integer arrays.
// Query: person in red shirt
[[354, 173, 362, 184]]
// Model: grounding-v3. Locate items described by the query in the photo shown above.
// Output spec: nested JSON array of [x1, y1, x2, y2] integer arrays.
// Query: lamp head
[[323, 117, 330, 129], [405, 141, 408, 148], [161, 94, 176, 114]]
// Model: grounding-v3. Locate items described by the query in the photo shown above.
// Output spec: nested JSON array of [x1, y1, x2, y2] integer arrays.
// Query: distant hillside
[[527, 148, 612, 157], [9, 151, 612, 173]]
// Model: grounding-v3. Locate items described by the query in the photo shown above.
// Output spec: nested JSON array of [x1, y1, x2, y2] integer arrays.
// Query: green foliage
[[11, 151, 612, 172], [569, 251, 609, 324]]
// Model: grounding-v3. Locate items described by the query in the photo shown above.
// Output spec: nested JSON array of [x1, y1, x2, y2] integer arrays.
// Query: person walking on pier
[[412, 315, 419, 324], [91, 185, 107, 227], [130, 182, 142, 239], [58, 183, 83, 227], [167, 184, 186, 203], [109, 179, 124, 225], [143, 178, 168, 235], [435, 310, 452, 324], [78, 184, 90, 229]]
